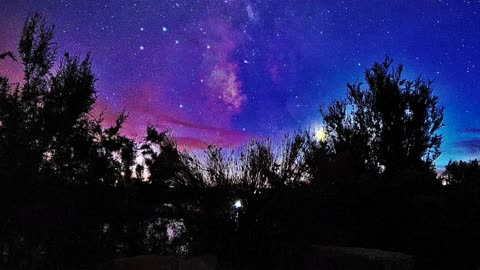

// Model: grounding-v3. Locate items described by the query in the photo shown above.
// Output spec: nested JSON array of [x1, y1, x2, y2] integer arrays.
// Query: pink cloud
[[175, 137, 209, 150], [93, 95, 255, 149]]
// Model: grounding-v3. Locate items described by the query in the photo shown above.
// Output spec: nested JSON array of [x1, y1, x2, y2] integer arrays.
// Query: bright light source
[[234, 200, 242, 209], [315, 128, 327, 142]]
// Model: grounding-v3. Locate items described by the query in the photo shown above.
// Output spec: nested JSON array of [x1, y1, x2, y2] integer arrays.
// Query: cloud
[[456, 139, 480, 154], [455, 129, 480, 155], [153, 115, 254, 148], [93, 97, 255, 149], [175, 137, 209, 149], [464, 128, 480, 134]]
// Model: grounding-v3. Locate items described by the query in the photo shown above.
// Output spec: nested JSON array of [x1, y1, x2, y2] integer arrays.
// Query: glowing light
[[234, 200, 242, 208], [315, 128, 328, 142]]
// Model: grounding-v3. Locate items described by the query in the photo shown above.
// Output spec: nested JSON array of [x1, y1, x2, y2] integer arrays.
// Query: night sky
[[1, 0, 480, 169]]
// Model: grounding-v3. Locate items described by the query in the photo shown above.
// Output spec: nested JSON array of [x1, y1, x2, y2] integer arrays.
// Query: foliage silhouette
[[141, 126, 204, 189], [444, 159, 480, 186], [0, 51, 16, 61], [322, 57, 444, 177], [0, 14, 138, 269]]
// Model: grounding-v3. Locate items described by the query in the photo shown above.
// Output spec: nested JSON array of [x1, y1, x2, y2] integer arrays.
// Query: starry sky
[[1, 0, 480, 168]]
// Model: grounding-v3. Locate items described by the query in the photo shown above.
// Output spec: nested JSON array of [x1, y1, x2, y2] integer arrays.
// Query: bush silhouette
[[321, 57, 444, 177]]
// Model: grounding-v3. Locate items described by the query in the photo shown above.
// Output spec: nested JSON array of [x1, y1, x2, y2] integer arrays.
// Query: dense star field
[[1, 0, 479, 168]]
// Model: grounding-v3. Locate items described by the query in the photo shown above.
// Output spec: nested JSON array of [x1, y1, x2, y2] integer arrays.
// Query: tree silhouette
[[0, 13, 57, 187], [141, 126, 204, 189], [0, 51, 16, 61], [204, 145, 235, 187], [443, 159, 480, 186], [322, 57, 444, 176], [0, 14, 137, 269], [0, 14, 135, 187]]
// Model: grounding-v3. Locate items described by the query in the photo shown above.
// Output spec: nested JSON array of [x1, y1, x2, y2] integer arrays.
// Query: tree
[[0, 14, 139, 269], [443, 159, 480, 186], [0, 14, 134, 187], [321, 57, 444, 176], [141, 126, 204, 189], [204, 145, 235, 187]]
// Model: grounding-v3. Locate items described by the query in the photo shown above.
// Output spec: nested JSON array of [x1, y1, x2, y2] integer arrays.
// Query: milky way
[[1, 0, 480, 168]]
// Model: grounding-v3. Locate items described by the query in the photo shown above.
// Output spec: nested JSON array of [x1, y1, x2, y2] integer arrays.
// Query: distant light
[[206, 44, 211, 49], [140, 27, 144, 31], [167, 227, 174, 240], [175, 40, 179, 44], [139, 46, 145, 50], [442, 180, 447, 186], [315, 128, 327, 142], [163, 26, 168, 32], [179, 104, 184, 109], [234, 200, 242, 209]]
